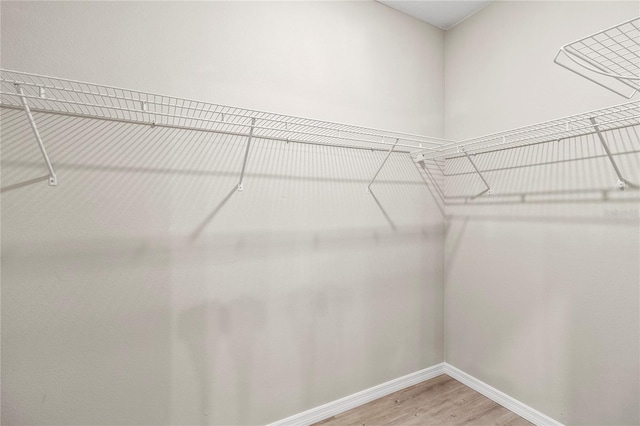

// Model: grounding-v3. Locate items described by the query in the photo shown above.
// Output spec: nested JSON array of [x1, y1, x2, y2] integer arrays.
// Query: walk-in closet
[[1, 1, 638, 425]]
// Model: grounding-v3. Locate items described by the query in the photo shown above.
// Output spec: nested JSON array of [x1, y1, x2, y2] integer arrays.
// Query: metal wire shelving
[[0, 69, 451, 188], [2, 69, 638, 196], [554, 17, 640, 98], [416, 101, 640, 195]]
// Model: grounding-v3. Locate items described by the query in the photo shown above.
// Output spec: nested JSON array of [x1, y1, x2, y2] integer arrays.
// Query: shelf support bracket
[[14, 84, 57, 186], [463, 149, 491, 199], [237, 118, 256, 191], [366, 138, 399, 194], [590, 117, 628, 190]]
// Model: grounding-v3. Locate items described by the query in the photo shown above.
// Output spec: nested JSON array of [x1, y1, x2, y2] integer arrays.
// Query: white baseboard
[[443, 363, 563, 426], [267, 362, 446, 426], [268, 361, 563, 426]]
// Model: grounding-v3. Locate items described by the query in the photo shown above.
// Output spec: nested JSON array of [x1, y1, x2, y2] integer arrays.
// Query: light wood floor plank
[[313, 375, 532, 426]]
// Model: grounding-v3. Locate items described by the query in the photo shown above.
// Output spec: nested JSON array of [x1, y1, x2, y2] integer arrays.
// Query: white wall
[[5, 2, 638, 425], [444, 2, 640, 424], [1, 1, 444, 137], [0, 2, 445, 425]]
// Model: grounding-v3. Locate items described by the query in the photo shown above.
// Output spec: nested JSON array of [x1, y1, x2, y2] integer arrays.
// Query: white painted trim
[[443, 363, 564, 426], [267, 362, 446, 426], [267, 362, 563, 426]]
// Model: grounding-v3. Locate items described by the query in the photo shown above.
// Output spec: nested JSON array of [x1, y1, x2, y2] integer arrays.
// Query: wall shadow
[[1, 108, 444, 425], [442, 125, 640, 424]]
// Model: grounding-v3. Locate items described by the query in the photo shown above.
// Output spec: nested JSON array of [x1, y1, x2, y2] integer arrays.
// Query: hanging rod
[[0, 69, 451, 155], [418, 101, 639, 160], [1, 70, 451, 145], [1, 80, 450, 148], [0, 103, 415, 154], [0, 90, 436, 152], [3, 69, 637, 194], [442, 123, 639, 160], [435, 103, 638, 153], [554, 17, 639, 98]]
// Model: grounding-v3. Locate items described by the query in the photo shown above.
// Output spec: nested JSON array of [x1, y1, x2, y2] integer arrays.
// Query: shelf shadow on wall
[[1, 108, 445, 424], [430, 126, 640, 219], [440, 125, 640, 424], [1, 224, 444, 266], [0, 175, 49, 193], [0, 103, 445, 263], [0, 108, 440, 237], [190, 186, 238, 240], [366, 188, 397, 232], [442, 125, 640, 320], [414, 157, 445, 216]]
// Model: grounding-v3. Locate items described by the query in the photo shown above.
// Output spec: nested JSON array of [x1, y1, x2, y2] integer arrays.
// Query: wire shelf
[[554, 17, 640, 98], [3, 69, 638, 194], [0, 69, 450, 154], [418, 101, 640, 160]]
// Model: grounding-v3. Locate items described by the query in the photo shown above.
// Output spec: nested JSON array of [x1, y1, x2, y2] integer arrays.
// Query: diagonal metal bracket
[[462, 149, 491, 199], [590, 117, 628, 190], [237, 118, 256, 191], [366, 138, 399, 194], [14, 84, 57, 186]]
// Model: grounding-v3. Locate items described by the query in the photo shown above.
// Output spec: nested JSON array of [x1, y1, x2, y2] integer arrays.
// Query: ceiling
[[377, 1, 492, 30]]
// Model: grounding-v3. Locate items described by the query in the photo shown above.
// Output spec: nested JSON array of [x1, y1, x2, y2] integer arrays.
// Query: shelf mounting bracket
[[590, 117, 628, 190], [237, 118, 256, 191], [462, 149, 491, 199], [14, 84, 57, 186], [366, 138, 399, 194]]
